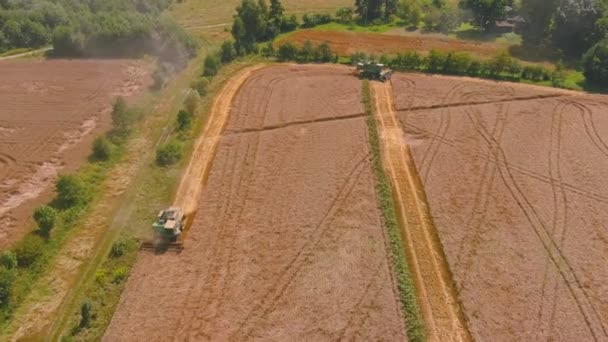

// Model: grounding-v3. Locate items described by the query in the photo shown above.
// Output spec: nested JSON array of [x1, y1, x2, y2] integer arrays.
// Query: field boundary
[[362, 80, 425, 342], [370, 80, 472, 341]]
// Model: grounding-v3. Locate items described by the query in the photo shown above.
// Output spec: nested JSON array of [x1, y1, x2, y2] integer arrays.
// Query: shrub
[[0, 266, 15, 307], [112, 267, 129, 283], [15, 234, 45, 268], [335, 7, 354, 23], [177, 110, 193, 131], [92, 136, 113, 161], [56, 174, 90, 208], [220, 40, 237, 63], [191, 77, 210, 96], [33, 205, 58, 238], [301, 13, 332, 28], [316, 42, 333, 63], [552, 61, 566, 88], [80, 301, 92, 328], [110, 240, 127, 258], [280, 15, 299, 32], [403, 51, 423, 70], [110, 97, 138, 138], [278, 42, 298, 61], [156, 140, 183, 166], [487, 51, 513, 77], [0, 251, 17, 270], [467, 59, 483, 76], [583, 39, 608, 86], [298, 40, 314, 62], [203, 54, 221, 77], [261, 42, 275, 57], [184, 90, 200, 116], [426, 49, 447, 72], [95, 269, 107, 284]]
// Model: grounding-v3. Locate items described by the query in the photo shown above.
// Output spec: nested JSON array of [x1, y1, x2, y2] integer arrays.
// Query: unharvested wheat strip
[[371, 81, 471, 342]]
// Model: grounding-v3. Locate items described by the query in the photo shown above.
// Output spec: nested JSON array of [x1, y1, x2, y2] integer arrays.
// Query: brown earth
[[392, 73, 608, 341], [0, 59, 151, 247], [104, 64, 407, 341], [278, 30, 504, 58]]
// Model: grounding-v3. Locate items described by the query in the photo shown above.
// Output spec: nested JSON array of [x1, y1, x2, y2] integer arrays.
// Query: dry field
[[392, 73, 608, 341], [0, 59, 150, 247], [105, 65, 406, 340], [278, 30, 504, 58]]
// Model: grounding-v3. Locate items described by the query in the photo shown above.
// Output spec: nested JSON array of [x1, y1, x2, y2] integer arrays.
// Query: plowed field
[[105, 65, 407, 340], [392, 73, 608, 341], [278, 30, 503, 58], [0, 59, 150, 247]]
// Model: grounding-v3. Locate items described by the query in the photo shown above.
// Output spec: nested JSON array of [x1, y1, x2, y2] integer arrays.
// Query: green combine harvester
[[355, 61, 393, 81], [141, 206, 186, 251]]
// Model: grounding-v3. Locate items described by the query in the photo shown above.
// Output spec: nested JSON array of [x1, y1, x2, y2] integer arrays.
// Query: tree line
[[0, 0, 197, 67]]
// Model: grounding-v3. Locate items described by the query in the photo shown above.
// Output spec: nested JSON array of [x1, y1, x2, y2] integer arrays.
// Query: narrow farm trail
[[173, 65, 265, 217], [371, 81, 471, 342]]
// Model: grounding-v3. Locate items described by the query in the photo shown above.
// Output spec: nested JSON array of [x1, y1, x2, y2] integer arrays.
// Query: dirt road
[[105, 65, 407, 341], [371, 81, 471, 341], [393, 73, 608, 341]]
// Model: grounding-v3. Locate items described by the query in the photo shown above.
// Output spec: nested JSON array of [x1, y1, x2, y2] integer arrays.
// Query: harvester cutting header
[[355, 61, 393, 82]]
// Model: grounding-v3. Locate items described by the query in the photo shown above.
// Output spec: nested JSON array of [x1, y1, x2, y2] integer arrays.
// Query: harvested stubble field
[[278, 30, 503, 58], [392, 73, 608, 341], [105, 65, 407, 340], [0, 59, 150, 247]]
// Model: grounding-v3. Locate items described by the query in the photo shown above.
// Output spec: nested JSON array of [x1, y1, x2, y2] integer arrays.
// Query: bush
[[220, 40, 237, 63], [280, 15, 299, 32], [184, 90, 200, 116], [95, 269, 107, 284], [33, 205, 57, 238], [552, 61, 566, 87], [110, 240, 127, 258], [487, 51, 513, 77], [80, 301, 92, 328], [14, 234, 44, 268], [350, 51, 368, 64], [112, 267, 128, 284], [0, 251, 17, 270], [316, 42, 333, 63], [110, 97, 138, 138], [301, 13, 332, 28], [261, 42, 275, 57], [156, 140, 183, 166], [92, 136, 113, 161], [177, 110, 193, 131], [583, 39, 608, 86], [191, 77, 210, 96], [298, 40, 315, 62], [426, 49, 447, 72], [203, 54, 221, 77], [0, 266, 15, 307], [335, 7, 354, 23], [56, 174, 90, 208], [278, 42, 298, 61]]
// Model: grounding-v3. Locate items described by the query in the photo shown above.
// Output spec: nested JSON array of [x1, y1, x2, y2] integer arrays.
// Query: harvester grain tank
[[355, 61, 393, 81]]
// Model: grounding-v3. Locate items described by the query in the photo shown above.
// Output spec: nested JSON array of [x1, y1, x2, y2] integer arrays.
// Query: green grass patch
[[361, 80, 425, 342]]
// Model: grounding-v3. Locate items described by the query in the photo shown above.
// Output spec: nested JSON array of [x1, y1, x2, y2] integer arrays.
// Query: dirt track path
[[173, 65, 265, 216], [371, 81, 471, 341]]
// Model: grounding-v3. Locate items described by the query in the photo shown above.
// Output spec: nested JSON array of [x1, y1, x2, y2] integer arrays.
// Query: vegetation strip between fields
[[362, 80, 425, 342]]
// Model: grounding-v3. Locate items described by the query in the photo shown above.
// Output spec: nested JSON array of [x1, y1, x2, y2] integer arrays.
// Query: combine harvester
[[141, 207, 188, 252], [355, 61, 393, 82]]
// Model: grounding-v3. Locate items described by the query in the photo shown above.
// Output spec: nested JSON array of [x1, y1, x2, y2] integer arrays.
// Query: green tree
[[317, 42, 333, 62], [203, 54, 221, 77], [232, 0, 267, 53], [551, 0, 605, 56], [0, 266, 15, 307], [220, 40, 237, 63], [278, 42, 297, 61], [92, 136, 113, 161], [460, 0, 506, 31], [191, 77, 210, 96], [269, 0, 285, 25], [0, 251, 17, 270], [177, 110, 193, 131], [520, 0, 559, 47], [336, 7, 355, 23], [80, 301, 92, 328], [14, 234, 44, 268], [56, 174, 89, 208], [33, 205, 57, 238], [583, 39, 608, 86], [156, 140, 183, 166], [299, 40, 314, 62]]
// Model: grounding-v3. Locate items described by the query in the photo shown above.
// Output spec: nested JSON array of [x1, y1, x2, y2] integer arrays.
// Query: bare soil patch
[[393, 73, 608, 341], [0, 59, 151, 247], [278, 30, 504, 58], [105, 65, 406, 341]]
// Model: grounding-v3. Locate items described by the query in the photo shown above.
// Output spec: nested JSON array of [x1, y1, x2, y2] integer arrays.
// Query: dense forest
[[0, 0, 197, 66]]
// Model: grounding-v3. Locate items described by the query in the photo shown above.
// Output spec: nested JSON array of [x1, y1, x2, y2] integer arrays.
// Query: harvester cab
[[142, 206, 187, 251], [355, 61, 393, 82]]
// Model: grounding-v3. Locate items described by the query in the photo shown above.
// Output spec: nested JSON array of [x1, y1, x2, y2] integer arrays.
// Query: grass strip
[[361, 80, 425, 342]]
